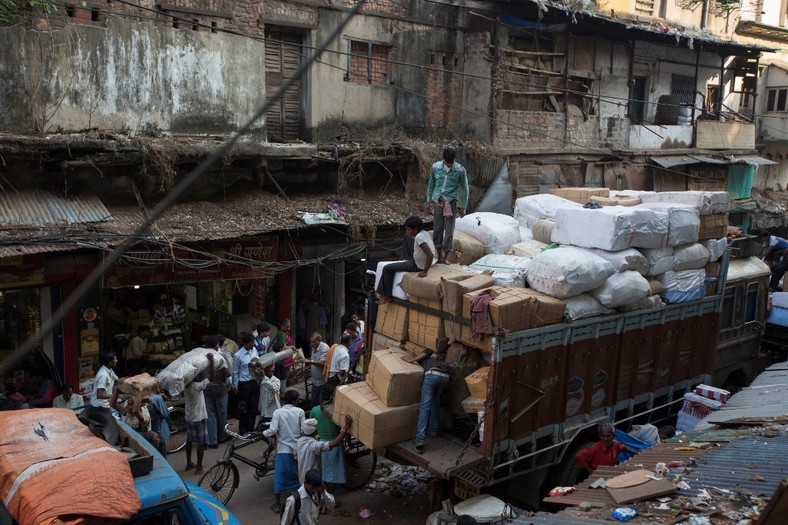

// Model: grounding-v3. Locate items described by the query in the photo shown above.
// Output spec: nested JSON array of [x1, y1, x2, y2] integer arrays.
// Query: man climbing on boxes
[[426, 147, 469, 265], [404, 348, 451, 454], [376, 216, 436, 305]]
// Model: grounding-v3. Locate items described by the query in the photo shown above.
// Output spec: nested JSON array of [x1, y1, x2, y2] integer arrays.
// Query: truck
[[0, 408, 241, 525], [375, 253, 772, 507]]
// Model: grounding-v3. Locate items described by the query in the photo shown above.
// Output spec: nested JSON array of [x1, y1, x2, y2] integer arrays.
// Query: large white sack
[[638, 202, 700, 246], [589, 271, 652, 308], [157, 347, 227, 397], [620, 294, 665, 312], [531, 219, 554, 244], [527, 247, 615, 299], [703, 238, 727, 262], [564, 294, 614, 322], [586, 247, 649, 274], [519, 226, 534, 242], [490, 271, 526, 288], [673, 243, 710, 270], [469, 254, 532, 279], [456, 212, 521, 254], [374, 261, 409, 300], [552, 206, 668, 251], [661, 269, 707, 291], [639, 191, 730, 215], [640, 247, 675, 276], [513, 194, 581, 227], [509, 240, 548, 258]]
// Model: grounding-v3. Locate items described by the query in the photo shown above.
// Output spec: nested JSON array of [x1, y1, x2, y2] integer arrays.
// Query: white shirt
[[310, 342, 330, 386], [53, 394, 84, 411], [184, 378, 209, 422], [413, 230, 436, 270], [296, 435, 331, 484], [280, 485, 335, 525], [263, 404, 305, 454], [90, 366, 118, 408], [258, 374, 281, 418], [328, 345, 350, 377]]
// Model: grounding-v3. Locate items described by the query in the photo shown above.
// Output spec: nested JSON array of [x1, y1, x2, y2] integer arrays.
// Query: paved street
[[174, 419, 432, 525]]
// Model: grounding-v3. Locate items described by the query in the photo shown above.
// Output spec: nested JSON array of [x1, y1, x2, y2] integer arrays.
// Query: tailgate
[[384, 435, 487, 479]]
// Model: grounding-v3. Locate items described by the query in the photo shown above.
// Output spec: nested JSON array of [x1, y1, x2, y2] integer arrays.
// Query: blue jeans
[[416, 371, 450, 443], [205, 393, 228, 446]]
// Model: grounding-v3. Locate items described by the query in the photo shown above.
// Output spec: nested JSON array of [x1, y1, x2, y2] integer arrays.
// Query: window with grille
[[670, 74, 696, 105], [766, 88, 788, 112], [347, 40, 390, 85], [635, 0, 655, 15]]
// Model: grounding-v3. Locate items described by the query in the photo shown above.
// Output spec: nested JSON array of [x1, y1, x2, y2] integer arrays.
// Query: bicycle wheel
[[343, 439, 377, 490], [165, 407, 187, 454], [198, 461, 239, 505]]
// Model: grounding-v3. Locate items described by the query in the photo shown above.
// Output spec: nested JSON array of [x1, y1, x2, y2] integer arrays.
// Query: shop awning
[[650, 155, 776, 168], [0, 189, 110, 226]]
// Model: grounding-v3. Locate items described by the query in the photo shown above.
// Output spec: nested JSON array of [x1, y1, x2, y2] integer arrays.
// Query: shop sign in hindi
[[102, 238, 278, 288]]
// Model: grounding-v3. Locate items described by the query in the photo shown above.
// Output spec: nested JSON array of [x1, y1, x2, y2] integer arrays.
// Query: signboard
[[101, 238, 278, 288], [0, 255, 45, 290]]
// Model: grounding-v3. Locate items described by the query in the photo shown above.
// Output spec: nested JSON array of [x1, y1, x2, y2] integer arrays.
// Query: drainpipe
[[701, 0, 709, 30]]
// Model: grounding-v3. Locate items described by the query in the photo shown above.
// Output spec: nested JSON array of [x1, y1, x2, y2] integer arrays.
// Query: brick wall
[[425, 52, 463, 128], [349, 41, 390, 85], [494, 111, 626, 151]]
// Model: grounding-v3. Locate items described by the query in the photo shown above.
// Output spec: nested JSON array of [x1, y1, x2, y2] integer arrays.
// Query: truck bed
[[385, 434, 486, 478]]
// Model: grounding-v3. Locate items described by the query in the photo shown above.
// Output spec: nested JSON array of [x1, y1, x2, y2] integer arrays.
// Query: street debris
[[365, 459, 433, 496]]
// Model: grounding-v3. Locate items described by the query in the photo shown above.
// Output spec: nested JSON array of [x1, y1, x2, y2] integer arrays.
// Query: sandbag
[[673, 243, 710, 271], [552, 206, 668, 251], [527, 247, 615, 299], [620, 294, 664, 312], [638, 202, 700, 246], [455, 212, 521, 254], [589, 271, 651, 308], [564, 294, 614, 322], [703, 238, 727, 262], [640, 247, 675, 276], [513, 193, 581, 227], [441, 273, 497, 316], [441, 230, 485, 266], [400, 264, 476, 301], [156, 347, 227, 397], [586, 247, 649, 275], [374, 260, 409, 300], [508, 239, 548, 258], [639, 190, 730, 215], [531, 219, 554, 244]]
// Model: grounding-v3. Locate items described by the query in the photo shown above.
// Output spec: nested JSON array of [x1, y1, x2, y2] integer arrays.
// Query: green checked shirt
[[426, 160, 470, 209]]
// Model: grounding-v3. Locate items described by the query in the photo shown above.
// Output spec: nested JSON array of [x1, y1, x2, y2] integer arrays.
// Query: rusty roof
[[0, 190, 110, 226]]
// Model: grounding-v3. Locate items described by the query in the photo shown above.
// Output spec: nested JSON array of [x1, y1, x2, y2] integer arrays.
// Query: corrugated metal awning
[[0, 190, 111, 226], [731, 155, 778, 166], [650, 155, 775, 168]]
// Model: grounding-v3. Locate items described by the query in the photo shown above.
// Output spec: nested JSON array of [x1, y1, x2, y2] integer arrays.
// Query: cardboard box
[[464, 367, 491, 399], [372, 333, 404, 351], [459, 325, 495, 354], [410, 295, 442, 312], [694, 383, 729, 403], [462, 286, 566, 333], [698, 213, 728, 240], [408, 308, 446, 350], [550, 187, 610, 204], [400, 264, 476, 301], [375, 302, 408, 342], [445, 320, 463, 342], [441, 274, 497, 316], [332, 382, 420, 450], [368, 348, 424, 406]]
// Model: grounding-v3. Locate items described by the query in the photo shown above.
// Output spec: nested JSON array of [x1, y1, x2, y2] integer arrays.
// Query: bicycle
[[164, 405, 187, 454]]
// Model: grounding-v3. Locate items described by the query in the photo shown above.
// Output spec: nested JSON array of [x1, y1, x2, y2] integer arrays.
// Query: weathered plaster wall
[[0, 17, 266, 136]]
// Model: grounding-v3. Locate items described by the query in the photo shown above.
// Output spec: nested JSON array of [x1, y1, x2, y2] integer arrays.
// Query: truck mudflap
[[385, 435, 487, 479]]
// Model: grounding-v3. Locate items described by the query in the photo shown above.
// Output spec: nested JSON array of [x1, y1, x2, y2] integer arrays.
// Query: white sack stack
[[527, 247, 615, 299], [639, 190, 730, 215], [672, 243, 710, 271], [456, 212, 521, 255], [552, 206, 669, 251], [638, 202, 700, 246], [513, 194, 581, 228], [659, 269, 707, 304], [640, 247, 675, 276], [585, 247, 649, 275], [564, 294, 614, 322], [703, 238, 727, 262], [589, 271, 651, 308]]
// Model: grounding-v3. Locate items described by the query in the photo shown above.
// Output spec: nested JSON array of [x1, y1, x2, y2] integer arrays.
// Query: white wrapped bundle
[[157, 347, 228, 397], [527, 247, 615, 299], [456, 212, 521, 254], [673, 243, 710, 270], [469, 254, 532, 278], [586, 247, 648, 275], [703, 238, 727, 262], [508, 240, 548, 258], [641, 247, 675, 276], [620, 295, 664, 312], [639, 190, 730, 215], [638, 203, 700, 246], [564, 294, 614, 321], [552, 206, 668, 251], [490, 271, 526, 288], [589, 271, 651, 308], [519, 226, 534, 242], [513, 194, 581, 227], [374, 261, 409, 300], [660, 269, 707, 304], [531, 219, 554, 244]]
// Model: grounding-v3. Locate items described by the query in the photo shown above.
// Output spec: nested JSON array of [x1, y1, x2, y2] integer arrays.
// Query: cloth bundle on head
[[301, 418, 318, 435]]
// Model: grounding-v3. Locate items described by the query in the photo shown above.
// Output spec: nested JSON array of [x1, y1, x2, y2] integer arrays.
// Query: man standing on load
[[426, 147, 469, 265]]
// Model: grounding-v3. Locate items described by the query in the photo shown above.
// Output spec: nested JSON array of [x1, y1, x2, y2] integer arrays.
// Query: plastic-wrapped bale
[[620, 295, 665, 312], [531, 218, 554, 244], [589, 271, 651, 308], [659, 269, 707, 304], [564, 294, 614, 321], [508, 239, 548, 258], [703, 238, 727, 262], [455, 212, 521, 254], [585, 247, 648, 274], [374, 260, 409, 300], [469, 254, 532, 285], [641, 247, 675, 276], [639, 190, 730, 215], [440, 230, 485, 266], [156, 347, 227, 397], [672, 243, 710, 271], [552, 206, 668, 251], [490, 272, 525, 288], [637, 202, 700, 246], [527, 246, 615, 299], [519, 225, 534, 242], [513, 193, 581, 227]]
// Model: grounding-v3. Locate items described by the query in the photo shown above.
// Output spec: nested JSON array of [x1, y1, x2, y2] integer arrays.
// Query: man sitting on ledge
[[377, 216, 435, 305]]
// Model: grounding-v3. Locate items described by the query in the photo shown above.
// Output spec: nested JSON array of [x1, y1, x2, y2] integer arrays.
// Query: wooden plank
[[607, 478, 677, 504], [502, 49, 565, 57]]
